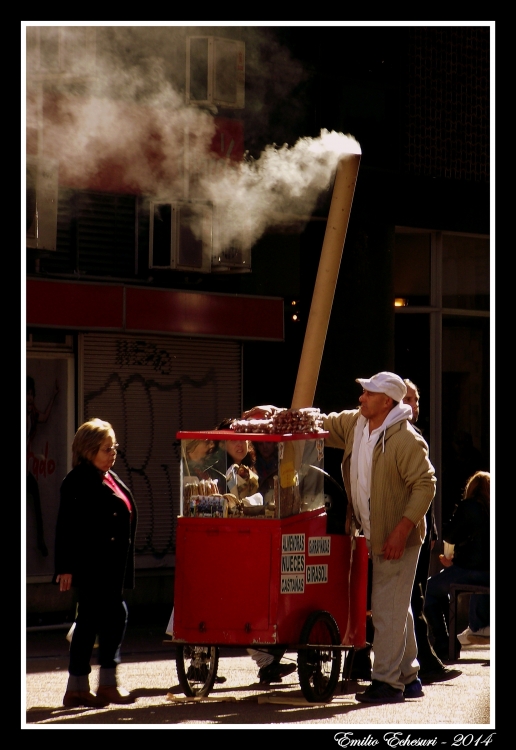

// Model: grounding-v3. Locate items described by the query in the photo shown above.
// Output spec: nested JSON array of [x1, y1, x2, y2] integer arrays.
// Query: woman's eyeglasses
[[100, 443, 119, 454]]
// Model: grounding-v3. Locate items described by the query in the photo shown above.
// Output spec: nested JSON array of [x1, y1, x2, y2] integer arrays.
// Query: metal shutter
[[82, 333, 242, 566], [51, 189, 136, 277]]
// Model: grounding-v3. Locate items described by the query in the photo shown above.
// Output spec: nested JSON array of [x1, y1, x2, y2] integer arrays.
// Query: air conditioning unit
[[186, 36, 245, 109], [26, 156, 58, 251], [149, 201, 213, 273], [211, 213, 252, 273]]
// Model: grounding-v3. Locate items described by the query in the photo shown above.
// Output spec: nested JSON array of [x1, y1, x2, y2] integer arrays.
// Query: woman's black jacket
[[54, 462, 138, 591], [442, 494, 489, 571]]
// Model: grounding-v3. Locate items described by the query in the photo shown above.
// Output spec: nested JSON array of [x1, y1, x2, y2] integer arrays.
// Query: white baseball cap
[[356, 371, 407, 403]]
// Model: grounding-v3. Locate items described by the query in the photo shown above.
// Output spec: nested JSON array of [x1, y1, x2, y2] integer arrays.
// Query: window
[[393, 231, 431, 307], [394, 229, 490, 551], [442, 235, 490, 311]]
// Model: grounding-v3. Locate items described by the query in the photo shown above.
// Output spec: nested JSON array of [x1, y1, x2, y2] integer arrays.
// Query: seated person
[[213, 420, 264, 512], [424, 470, 490, 660], [182, 439, 217, 481]]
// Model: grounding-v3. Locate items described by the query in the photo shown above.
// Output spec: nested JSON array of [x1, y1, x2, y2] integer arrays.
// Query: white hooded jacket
[[350, 402, 413, 542]]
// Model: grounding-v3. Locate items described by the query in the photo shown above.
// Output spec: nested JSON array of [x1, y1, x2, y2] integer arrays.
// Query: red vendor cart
[[170, 428, 368, 703]]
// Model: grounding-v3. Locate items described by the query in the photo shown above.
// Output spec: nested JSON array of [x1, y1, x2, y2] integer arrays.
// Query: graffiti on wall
[[26, 358, 71, 576], [83, 336, 241, 561]]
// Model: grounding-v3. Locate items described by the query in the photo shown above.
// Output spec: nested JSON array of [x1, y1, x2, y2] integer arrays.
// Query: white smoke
[[201, 131, 361, 250], [25, 25, 360, 251]]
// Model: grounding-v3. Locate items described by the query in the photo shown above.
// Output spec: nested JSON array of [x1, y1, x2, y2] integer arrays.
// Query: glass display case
[[177, 429, 328, 519]]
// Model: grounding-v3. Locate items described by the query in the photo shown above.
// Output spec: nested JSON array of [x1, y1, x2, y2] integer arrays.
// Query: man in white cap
[[322, 371, 436, 703], [243, 373, 435, 703]]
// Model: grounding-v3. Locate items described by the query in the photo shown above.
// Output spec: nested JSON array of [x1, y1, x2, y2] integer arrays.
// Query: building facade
[[25, 25, 490, 621]]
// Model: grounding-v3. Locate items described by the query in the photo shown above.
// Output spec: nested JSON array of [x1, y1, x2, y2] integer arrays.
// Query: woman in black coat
[[54, 418, 138, 708], [424, 470, 490, 660]]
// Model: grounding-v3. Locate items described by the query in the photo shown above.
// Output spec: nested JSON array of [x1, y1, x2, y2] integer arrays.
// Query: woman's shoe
[[96, 685, 135, 704], [63, 690, 108, 708], [458, 626, 490, 645]]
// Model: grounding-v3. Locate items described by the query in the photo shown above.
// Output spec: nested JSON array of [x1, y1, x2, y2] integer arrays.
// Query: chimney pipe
[[291, 153, 361, 409]]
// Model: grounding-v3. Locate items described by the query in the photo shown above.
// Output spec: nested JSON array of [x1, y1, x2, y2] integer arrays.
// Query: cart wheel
[[297, 610, 342, 703], [176, 645, 219, 697]]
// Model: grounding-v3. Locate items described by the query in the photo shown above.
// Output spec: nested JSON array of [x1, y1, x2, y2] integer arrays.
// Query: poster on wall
[[26, 356, 72, 577]]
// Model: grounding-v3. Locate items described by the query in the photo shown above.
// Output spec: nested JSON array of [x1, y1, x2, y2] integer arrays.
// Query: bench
[[448, 583, 490, 660]]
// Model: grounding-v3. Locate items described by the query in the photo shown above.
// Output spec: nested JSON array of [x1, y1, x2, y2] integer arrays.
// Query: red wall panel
[[26, 279, 284, 341], [125, 288, 283, 339], [26, 279, 124, 329]]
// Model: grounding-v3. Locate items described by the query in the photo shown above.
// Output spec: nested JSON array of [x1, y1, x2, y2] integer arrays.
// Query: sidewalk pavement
[[25, 620, 493, 729]]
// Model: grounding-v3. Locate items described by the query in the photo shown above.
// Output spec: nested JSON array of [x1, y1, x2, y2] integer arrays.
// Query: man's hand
[[381, 517, 415, 560], [241, 405, 280, 420]]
